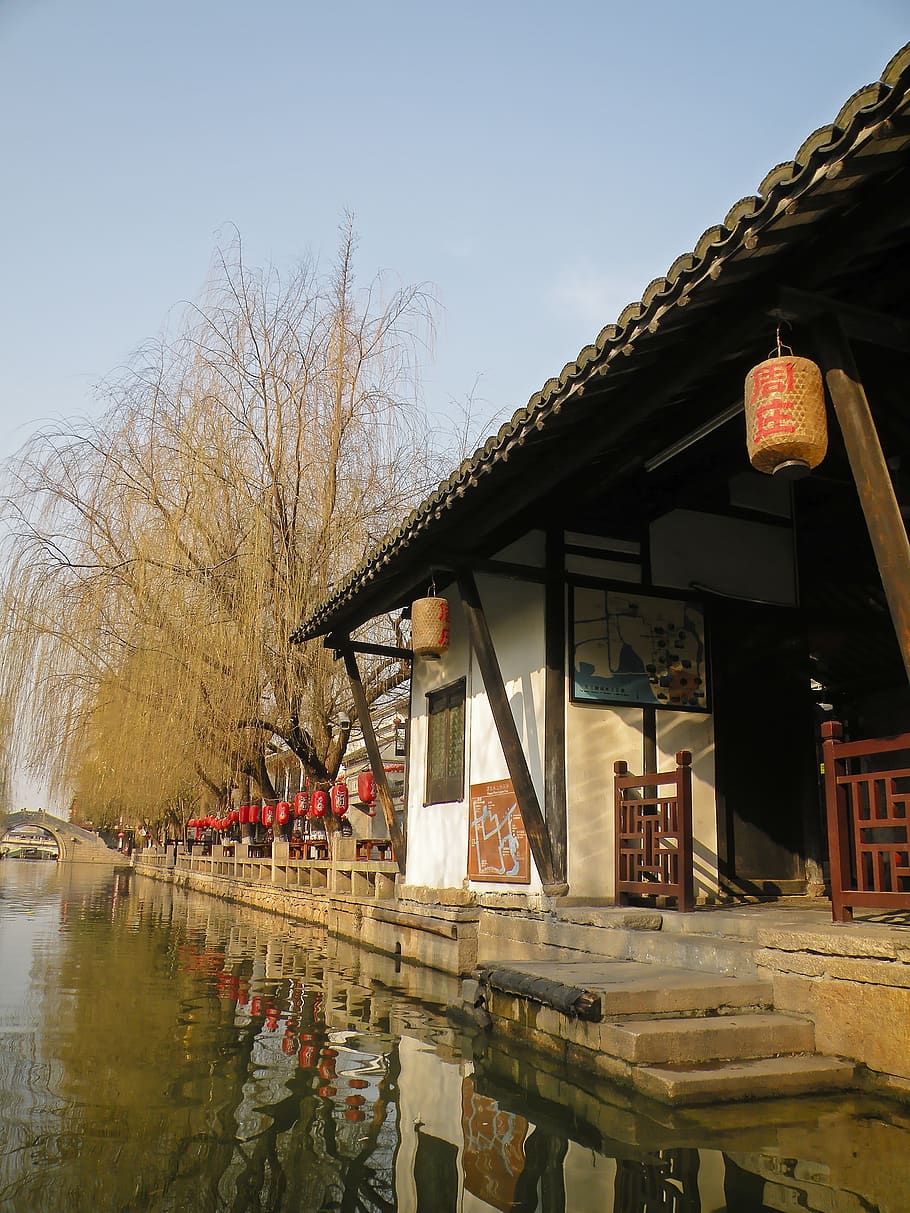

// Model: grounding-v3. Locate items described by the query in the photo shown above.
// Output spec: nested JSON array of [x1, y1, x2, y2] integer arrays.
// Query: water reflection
[[1, 862, 909, 1212]]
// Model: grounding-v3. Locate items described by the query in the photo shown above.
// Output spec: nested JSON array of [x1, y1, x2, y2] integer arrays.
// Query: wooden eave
[[291, 46, 910, 644]]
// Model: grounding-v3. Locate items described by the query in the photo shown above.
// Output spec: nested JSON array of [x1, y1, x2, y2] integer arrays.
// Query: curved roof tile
[[292, 42, 910, 644]]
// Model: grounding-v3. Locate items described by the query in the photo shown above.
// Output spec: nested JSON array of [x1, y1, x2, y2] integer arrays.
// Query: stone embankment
[[134, 847, 910, 1106]]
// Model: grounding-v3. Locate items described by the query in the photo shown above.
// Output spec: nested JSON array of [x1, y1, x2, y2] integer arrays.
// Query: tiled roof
[[293, 43, 910, 644]]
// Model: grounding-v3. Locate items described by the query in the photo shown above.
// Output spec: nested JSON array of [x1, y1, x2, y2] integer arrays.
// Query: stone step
[[480, 911, 761, 977], [486, 959, 772, 1018], [624, 930, 760, 977], [598, 1012, 815, 1065], [634, 1053, 857, 1105]]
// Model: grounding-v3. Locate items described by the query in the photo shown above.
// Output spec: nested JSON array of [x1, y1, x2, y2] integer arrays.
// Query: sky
[[1, 0, 907, 470], [0, 0, 907, 808]]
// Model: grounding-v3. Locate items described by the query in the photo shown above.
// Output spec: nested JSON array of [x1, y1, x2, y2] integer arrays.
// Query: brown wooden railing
[[613, 751, 694, 912], [822, 720, 910, 922]]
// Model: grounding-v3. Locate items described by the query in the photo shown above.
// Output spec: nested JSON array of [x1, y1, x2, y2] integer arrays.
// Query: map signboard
[[571, 584, 708, 712], [467, 779, 530, 883]]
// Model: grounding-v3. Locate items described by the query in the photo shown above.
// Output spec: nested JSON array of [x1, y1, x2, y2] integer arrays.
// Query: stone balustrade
[[134, 839, 398, 900]]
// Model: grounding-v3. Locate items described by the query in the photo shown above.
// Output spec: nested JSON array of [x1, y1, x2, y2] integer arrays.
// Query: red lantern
[[318, 1056, 336, 1081], [411, 595, 450, 657], [331, 781, 349, 816], [294, 791, 308, 817], [250, 997, 262, 1016], [229, 809, 239, 824], [348, 1078, 368, 1089], [357, 771, 376, 805], [276, 800, 291, 826], [249, 804, 261, 825], [239, 804, 250, 824], [744, 353, 827, 477], [263, 802, 275, 828], [299, 1045, 316, 1068], [310, 789, 328, 818], [343, 1108, 365, 1122]]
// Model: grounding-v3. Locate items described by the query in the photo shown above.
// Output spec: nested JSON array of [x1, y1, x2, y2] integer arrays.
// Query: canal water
[[2, 864, 909, 1213]]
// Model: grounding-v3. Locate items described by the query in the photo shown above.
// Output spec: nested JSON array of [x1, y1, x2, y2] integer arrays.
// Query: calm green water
[[2, 862, 910, 1213]]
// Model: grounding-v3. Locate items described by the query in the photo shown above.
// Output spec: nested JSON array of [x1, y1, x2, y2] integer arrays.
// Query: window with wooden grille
[[425, 679, 466, 805]]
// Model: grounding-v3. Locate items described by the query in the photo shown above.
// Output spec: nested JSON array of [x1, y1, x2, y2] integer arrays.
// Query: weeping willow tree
[[0, 223, 444, 831]]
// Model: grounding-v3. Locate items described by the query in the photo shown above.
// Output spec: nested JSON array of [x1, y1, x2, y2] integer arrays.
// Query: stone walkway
[[470, 900, 910, 1104]]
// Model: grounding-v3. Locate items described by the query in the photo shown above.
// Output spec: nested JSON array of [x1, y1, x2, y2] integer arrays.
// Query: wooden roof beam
[[775, 287, 910, 354]]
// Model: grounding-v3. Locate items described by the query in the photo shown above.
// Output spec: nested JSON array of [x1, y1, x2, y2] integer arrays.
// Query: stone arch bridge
[[2, 811, 125, 864]]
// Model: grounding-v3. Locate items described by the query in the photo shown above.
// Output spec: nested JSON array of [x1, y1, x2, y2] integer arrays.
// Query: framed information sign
[[571, 584, 708, 711], [467, 779, 530, 883]]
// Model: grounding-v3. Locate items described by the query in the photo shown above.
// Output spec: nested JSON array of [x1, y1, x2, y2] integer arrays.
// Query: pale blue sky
[[1, 1, 907, 467], [1, 0, 907, 809]]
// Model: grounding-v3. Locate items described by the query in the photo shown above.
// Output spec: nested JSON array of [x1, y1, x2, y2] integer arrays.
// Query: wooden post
[[544, 529, 568, 885], [456, 569, 558, 888], [812, 315, 910, 683], [339, 643, 407, 874]]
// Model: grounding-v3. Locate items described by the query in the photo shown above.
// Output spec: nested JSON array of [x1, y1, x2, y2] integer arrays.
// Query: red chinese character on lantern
[[750, 360, 794, 401], [754, 401, 797, 442], [750, 360, 797, 444]]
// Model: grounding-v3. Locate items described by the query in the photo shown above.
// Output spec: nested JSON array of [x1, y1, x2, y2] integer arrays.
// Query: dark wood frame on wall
[[569, 579, 710, 713]]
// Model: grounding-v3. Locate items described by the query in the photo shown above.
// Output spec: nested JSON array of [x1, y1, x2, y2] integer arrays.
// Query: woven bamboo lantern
[[744, 353, 827, 477], [411, 595, 449, 657]]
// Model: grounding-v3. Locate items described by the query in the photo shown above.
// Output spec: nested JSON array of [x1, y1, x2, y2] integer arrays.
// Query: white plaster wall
[[565, 664, 718, 900], [467, 571, 546, 894], [404, 527, 720, 900], [651, 508, 796, 606], [405, 586, 473, 890], [566, 701, 642, 899], [658, 710, 718, 897], [404, 533, 548, 894]]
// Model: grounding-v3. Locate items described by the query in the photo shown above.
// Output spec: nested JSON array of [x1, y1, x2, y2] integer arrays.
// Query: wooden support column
[[544, 530, 568, 886], [456, 569, 558, 889], [812, 315, 910, 684], [339, 642, 407, 874]]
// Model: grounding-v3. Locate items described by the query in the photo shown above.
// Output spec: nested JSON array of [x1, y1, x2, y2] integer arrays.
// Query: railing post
[[613, 760, 629, 906], [821, 720, 852, 922], [676, 750, 694, 913]]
